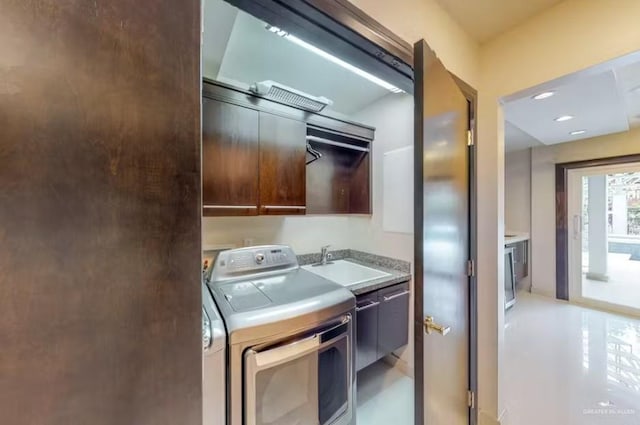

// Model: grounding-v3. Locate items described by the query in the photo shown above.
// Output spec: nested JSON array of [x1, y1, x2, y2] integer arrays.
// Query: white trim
[[566, 168, 584, 304], [381, 354, 412, 378], [570, 298, 640, 319], [584, 272, 608, 282], [529, 286, 556, 299]]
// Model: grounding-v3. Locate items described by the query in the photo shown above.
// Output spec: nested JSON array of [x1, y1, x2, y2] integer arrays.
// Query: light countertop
[[297, 249, 411, 295], [505, 232, 529, 245]]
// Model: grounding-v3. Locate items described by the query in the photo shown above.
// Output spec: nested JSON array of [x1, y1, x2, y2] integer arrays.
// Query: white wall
[[504, 149, 531, 233], [350, 93, 414, 263], [350, 0, 479, 88], [202, 215, 352, 253], [505, 149, 532, 291], [531, 127, 640, 298]]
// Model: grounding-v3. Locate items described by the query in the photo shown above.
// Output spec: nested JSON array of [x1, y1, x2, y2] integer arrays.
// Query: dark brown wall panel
[[0, 2, 202, 425]]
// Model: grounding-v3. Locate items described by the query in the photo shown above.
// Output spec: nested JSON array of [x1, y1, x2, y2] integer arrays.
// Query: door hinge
[[467, 390, 476, 409], [466, 260, 475, 277], [467, 130, 474, 146]]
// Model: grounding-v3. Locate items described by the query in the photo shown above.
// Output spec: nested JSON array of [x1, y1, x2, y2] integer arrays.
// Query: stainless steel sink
[[302, 260, 391, 287]]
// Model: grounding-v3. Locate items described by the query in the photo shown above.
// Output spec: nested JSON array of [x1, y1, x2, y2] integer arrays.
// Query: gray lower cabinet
[[355, 292, 379, 371], [377, 284, 410, 357], [355, 282, 410, 372]]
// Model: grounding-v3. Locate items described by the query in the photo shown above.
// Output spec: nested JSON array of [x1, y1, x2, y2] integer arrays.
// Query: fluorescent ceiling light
[[532, 91, 555, 100], [570, 130, 586, 135], [267, 26, 288, 37], [554, 115, 574, 122], [266, 25, 404, 94]]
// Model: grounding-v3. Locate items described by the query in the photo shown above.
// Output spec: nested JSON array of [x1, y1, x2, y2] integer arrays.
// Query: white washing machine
[[202, 283, 226, 425]]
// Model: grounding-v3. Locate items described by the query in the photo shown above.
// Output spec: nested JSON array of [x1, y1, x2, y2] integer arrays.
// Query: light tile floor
[[356, 361, 414, 425], [504, 292, 640, 425], [583, 252, 640, 310]]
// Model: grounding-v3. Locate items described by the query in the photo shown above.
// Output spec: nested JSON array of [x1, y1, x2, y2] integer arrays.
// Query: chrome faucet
[[315, 245, 333, 266]]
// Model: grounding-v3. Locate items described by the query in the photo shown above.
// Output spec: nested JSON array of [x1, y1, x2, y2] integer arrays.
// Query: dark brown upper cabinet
[[202, 98, 260, 216], [259, 112, 307, 215], [202, 80, 373, 217]]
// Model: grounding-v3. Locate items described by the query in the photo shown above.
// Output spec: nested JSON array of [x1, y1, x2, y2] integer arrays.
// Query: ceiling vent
[[249, 80, 333, 112]]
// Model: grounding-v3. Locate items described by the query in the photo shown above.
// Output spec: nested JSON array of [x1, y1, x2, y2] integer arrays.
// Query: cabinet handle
[[356, 300, 380, 312], [383, 290, 410, 302], [261, 205, 306, 210], [203, 205, 257, 209]]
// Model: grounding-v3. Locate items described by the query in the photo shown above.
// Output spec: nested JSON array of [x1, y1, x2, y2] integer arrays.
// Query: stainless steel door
[[504, 248, 517, 309], [414, 40, 471, 425], [244, 316, 353, 425]]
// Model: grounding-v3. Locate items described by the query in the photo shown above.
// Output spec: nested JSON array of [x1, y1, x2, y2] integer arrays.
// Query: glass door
[[568, 163, 640, 315]]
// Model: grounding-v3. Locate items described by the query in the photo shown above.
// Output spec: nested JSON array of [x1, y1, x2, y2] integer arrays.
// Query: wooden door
[[414, 40, 473, 425], [0, 2, 202, 424], [259, 112, 306, 215], [202, 98, 259, 216]]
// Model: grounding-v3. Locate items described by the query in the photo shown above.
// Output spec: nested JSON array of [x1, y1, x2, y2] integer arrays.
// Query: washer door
[[244, 316, 352, 425]]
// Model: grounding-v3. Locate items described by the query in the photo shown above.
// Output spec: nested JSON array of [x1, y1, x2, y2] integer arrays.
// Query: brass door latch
[[424, 316, 451, 335]]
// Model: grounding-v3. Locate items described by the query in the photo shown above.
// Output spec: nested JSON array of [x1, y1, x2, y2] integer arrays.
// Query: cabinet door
[[511, 241, 528, 281], [259, 112, 306, 215], [202, 99, 259, 216], [377, 283, 410, 359], [355, 292, 380, 372]]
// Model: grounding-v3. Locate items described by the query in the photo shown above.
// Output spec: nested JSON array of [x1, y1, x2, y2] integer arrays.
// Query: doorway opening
[[502, 48, 640, 424], [567, 162, 640, 315], [200, 2, 477, 425], [201, 1, 417, 424]]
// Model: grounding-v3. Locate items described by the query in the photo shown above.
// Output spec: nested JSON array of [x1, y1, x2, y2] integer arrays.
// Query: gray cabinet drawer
[[377, 283, 410, 359], [355, 292, 379, 371]]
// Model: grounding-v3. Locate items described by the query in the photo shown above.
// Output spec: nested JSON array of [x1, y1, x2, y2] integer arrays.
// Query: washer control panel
[[210, 245, 298, 283]]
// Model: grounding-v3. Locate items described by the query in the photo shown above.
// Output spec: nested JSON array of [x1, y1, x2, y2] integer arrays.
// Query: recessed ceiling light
[[532, 91, 555, 100], [555, 115, 574, 122], [570, 130, 586, 135]]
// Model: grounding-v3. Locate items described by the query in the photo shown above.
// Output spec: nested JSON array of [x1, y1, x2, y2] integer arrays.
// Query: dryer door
[[244, 315, 352, 425]]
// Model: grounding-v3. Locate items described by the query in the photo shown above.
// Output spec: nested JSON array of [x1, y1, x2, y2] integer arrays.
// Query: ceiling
[[504, 122, 542, 153], [202, 0, 393, 116], [503, 57, 640, 151], [435, 0, 563, 43]]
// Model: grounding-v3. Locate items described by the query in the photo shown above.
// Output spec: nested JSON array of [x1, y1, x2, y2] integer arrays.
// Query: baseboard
[[572, 298, 640, 319], [529, 286, 555, 298], [382, 354, 413, 378], [479, 409, 502, 425], [585, 272, 609, 282]]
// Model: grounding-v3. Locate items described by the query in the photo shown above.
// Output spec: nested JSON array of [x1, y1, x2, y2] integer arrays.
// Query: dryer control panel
[[209, 245, 298, 283]]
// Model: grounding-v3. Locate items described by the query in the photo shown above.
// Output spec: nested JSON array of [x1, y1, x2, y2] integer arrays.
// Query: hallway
[[504, 293, 640, 425]]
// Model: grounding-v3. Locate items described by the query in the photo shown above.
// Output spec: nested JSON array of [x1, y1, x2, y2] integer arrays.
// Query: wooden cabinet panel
[[259, 112, 306, 214], [202, 98, 259, 216], [350, 152, 371, 214], [377, 283, 410, 358], [306, 145, 371, 214], [356, 292, 380, 372]]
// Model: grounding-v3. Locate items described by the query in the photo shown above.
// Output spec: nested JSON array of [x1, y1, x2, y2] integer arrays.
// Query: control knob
[[255, 253, 265, 264]]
